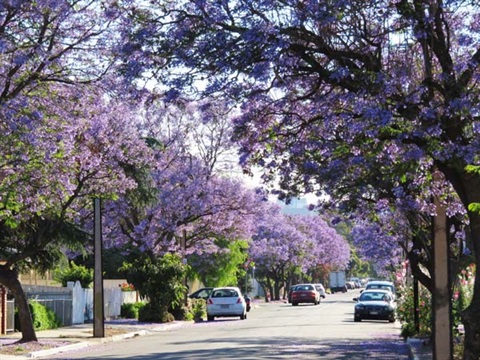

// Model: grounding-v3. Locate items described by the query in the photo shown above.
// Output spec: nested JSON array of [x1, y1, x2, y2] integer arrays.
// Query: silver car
[[206, 286, 247, 321], [314, 283, 326, 299], [364, 280, 396, 300]]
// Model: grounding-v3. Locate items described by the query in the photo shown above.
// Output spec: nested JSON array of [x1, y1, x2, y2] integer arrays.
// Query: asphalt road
[[51, 288, 411, 359]]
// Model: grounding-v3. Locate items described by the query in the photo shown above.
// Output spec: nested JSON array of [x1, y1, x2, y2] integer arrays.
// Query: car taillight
[[236, 298, 243, 304], [207, 299, 213, 305]]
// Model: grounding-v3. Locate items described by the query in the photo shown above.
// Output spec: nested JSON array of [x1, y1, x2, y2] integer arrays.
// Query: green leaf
[[468, 203, 480, 213], [465, 165, 480, 174]]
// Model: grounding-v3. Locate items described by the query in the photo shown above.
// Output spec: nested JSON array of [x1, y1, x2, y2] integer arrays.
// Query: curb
[[28, 342, 92, 358], [27, 322, 189, 359]]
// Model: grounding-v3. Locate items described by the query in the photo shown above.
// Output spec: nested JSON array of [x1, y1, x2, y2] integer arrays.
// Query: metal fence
[[30, 298, 73, 326]]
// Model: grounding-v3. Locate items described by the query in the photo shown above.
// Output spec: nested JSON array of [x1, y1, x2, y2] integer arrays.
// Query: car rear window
[[367, 284, 394, 291], [212, 289, 238, 297], [297, 285, 314, 291]]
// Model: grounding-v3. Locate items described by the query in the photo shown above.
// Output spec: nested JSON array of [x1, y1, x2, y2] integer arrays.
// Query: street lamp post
[[93, 198, 104, 338]]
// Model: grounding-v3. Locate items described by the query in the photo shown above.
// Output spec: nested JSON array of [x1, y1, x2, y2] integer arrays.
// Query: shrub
[[169, 303, 190, 320], [120, 254, 187, 320], [15, 301, 61, 331], [452, 263, 475, 335], [121, 302, 145, 319], [189, 299, 206, 321], [54, 261, 94, 288], [396, 283, 432, 339], [138, 303, 174, 323]]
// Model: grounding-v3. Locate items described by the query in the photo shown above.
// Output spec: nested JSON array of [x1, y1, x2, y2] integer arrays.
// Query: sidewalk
[[0, 317, 432, 359], [0, 319, 191, 359]]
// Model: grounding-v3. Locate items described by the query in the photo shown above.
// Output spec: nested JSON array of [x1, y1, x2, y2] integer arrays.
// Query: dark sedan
[[353, 289, 395, 322]]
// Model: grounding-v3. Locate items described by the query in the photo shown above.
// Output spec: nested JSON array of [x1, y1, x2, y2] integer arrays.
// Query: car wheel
[[207, 315, 214, 321], [354, 314, 361, 322], [240, 313, 246, 320], [292, 302, 298, 306], [388, 316, 395, 323]]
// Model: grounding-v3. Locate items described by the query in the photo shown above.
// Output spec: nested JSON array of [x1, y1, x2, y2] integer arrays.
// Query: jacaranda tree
[[0, 0, 132, 342], [249, 202, 349, 300], [0, 84, 151, 341]]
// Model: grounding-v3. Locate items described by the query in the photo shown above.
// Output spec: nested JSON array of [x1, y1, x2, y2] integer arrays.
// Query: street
[[51, 289, 410, 359]]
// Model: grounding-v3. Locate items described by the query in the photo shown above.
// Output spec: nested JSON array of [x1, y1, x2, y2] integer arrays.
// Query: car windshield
[[360, 292, 391, 302]]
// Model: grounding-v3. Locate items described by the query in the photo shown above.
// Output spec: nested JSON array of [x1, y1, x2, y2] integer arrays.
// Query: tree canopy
[[249, 202, 350, 299], [4, 0, 480, 356], [117, 1, 480, 358]]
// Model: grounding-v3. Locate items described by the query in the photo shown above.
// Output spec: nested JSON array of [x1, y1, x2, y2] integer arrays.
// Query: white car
[[364, 280, 396, 300], [314, 283, 326, 299], [206, 286, 247, 321]]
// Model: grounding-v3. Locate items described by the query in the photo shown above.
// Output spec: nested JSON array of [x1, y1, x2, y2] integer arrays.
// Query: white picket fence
[[22, 281, 140, 326]]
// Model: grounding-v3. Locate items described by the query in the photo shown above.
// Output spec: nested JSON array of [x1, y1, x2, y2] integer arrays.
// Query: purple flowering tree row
[[113, 1, 480, 357]]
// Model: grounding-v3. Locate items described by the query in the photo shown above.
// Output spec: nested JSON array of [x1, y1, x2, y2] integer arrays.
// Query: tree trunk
[[274, 281, 281, 300], [0, 265, 37, 342], [440, 166, 480, 360], [461, 212, 480, 360]]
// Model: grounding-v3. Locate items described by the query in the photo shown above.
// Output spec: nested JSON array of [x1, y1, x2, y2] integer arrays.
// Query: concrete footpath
[[0, 319, 190, 359], [0, 318, 432, 359]]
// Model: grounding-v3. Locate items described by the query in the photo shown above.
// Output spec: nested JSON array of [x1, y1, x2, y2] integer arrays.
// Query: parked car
[[290, 283, 320, 306], [349, 277, 362, 288], [314, 283, 326, 299], [364, 280, 396, 300], [353, 289, 395, 323], [346, 280, 356, 289], [206, 286, 247, 321], [188, 287, 214, 300]]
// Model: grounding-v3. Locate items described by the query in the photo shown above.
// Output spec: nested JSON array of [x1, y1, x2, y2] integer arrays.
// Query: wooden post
[[93, 198, 104, 337], [0, 285, 6, 335], [433, 194, 453, 360], [182, 230, 188, 305]]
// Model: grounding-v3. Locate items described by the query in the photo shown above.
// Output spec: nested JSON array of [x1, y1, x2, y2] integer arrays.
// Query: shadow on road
[[53, 336, 410, 360]]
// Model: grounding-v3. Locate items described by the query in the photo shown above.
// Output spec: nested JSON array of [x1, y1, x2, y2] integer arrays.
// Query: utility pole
[[432, 186, 452, 360], [182, 230, 188, 305], [93, 198, 104, 338]]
